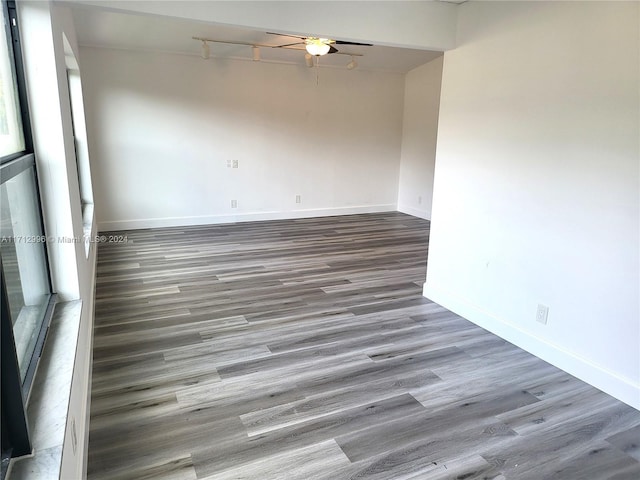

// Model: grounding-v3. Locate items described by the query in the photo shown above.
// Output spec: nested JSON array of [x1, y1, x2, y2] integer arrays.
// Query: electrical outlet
[[295, 195, 301, 204], [232, 159, 239, 168], [231, 200, 237, 208], [226, 160, 232, 168], [536, 304, 549, 325]]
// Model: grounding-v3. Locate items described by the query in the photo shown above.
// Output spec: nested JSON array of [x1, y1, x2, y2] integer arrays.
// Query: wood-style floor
[[88, 212, 640, 480]]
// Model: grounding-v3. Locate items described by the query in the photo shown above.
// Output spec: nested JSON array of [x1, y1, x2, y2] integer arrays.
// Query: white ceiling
[[70, 6, 443, 72]]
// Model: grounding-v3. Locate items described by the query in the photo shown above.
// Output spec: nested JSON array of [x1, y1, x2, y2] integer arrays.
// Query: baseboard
[[98, 204, 398, 231], [397, 204, 430, 220], [423, 283, 640, 411], [81, 248, 97, 478]]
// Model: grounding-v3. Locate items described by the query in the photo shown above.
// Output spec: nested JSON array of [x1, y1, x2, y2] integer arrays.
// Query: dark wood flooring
[[88, 212, 640, 479]]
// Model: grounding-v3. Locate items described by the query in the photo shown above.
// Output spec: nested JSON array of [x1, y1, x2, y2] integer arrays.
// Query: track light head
[[347, 57, 358, 70], [305, 53, 314, 68], [201, 41, 210, 59]]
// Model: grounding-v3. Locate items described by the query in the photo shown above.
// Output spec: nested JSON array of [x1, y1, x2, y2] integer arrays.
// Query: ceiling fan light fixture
[[201, 40, 210, 59], [305, 38, 331, 56], [252, 46, 260, 61]]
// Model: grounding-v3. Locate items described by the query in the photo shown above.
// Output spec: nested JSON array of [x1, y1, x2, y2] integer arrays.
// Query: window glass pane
[[0, 5, 25, 157], [0, 165, 50, 381]]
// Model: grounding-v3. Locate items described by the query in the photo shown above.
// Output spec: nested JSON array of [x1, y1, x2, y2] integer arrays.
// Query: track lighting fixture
[[305, 53, 314, 68], [201, 40, 210, 59], [347, 56, 358, 70], [252, 46, 260, 61]]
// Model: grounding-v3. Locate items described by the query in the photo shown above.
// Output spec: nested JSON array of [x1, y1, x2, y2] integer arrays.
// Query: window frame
[[1, 155, 57, 397], [0, 0, 32, 166], [0, 1, 56, 474]]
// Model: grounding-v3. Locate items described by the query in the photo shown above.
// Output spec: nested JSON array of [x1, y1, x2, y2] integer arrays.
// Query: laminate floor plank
[[325, 451, 493, 480], [190, 393, 429, 478], [174, 376, 307, 418], [92, 330, 204, 360], [88, 212, 640, 479], [336, 388, 540, 463], [198, 440, 351, 480], [90, 368, 222, 413], [94, 313, 248, 337], [480, 405, 640, 478], [88, 454, 198, 480], [606, 424, 640, 462], [239, 368, 441, 437], [94, 306, 192, 327]]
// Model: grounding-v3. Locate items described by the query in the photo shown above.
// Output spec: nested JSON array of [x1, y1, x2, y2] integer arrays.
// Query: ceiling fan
[[267, 32, 373, 56], [192, 32, 370, 70]]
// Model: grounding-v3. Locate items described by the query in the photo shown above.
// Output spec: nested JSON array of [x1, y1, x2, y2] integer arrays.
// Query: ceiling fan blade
[[266, 32, 306, 40], [334, 40, 373, 46], [327, 45, 339, 54], [273, 41, 306, 48]]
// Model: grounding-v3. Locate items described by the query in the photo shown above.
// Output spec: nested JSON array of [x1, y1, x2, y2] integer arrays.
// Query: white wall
[[80, 48, 406, 230], [426, 1, 640, 409], [397, 56, 443, 220], [19, 1, 79, 299]]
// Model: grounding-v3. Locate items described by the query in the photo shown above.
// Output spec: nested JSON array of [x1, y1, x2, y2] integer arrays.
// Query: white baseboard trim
[[424, 283, 640, 411], [397, 204, 430, 220], [98, 204, 398, 231], [80, 248, 97, 477]]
